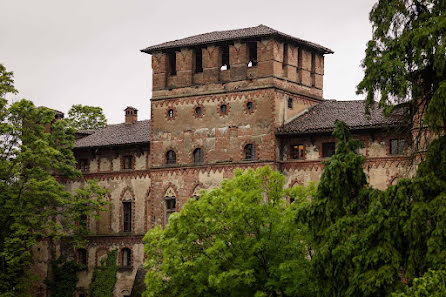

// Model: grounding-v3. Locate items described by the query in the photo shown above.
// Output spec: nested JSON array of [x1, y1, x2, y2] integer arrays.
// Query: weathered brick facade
[[32, 25, 417, 297]]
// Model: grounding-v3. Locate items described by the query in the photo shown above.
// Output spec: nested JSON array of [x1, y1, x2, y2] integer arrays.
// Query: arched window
[[165, 187, 176, 224], [166, 150, 176, 165], [193, 148, 204, 164], [244, 144, 256, 160], [167, 109, 174, 118], [77, 248, 87, 266], [123, 201, 132, 232], [246, 101, 254, 112], [220, 104, 228, 115], [121, 248, 131, 267], [195, 106, 202, 117]]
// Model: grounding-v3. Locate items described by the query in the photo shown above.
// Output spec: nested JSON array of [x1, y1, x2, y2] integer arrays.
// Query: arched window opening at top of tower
[[247, 42, 258, 67], [221, 45, 230, 70]]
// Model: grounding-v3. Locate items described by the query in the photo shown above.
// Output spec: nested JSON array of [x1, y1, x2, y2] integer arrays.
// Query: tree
[[67, 104, 107, 130], [0, 64, 108, 297], [391, 270, 446, 297], [301, 120, 446, 297], [357, 0, 446, 133], [143, 166, 316, 297], [89, 249, 119, 297]]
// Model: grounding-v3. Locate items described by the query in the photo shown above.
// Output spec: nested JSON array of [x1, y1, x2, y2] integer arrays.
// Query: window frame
[[166, 150, 176, 165], [322, 142, 336, 158], [221, 45, 230, 70], [247, 42, 258, 67], [244, 144, 256, 161], [77, 248, 87, 266], [168, 51, 176, 76], [121, 248, 132, 268], [194, 48, 203, 73], [122, 201, 132, 233], [389, 138, 405, 155], [165, 196, 176, 223], [122, 155, 133, 170], [290, 144, 305, 160], [193, 148, 204, 164], [288, 97, 293, 109]]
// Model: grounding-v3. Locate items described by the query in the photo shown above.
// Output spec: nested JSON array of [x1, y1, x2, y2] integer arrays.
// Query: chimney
[[125, 106, 138, 124]]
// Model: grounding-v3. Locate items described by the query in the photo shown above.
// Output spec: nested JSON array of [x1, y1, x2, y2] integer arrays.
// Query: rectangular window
[[168, 52, 176, 75], [123, 202, 132, 232], [290, 144, 305, 160], [297, 48, 302, 83], [322, 142, 336, 158], [247, 42, 258, 67], [283, 43, 288, 68], [195, 48, 203, 73], [221, 45, 230, 70], [78, 159, 88, 172], [390, 139, 405, 155], [165, 198, 176, 223], [123, 156, 133, 170]]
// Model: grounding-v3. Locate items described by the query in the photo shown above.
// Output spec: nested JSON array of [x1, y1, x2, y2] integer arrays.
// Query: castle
[[32, 25, 414, 297]]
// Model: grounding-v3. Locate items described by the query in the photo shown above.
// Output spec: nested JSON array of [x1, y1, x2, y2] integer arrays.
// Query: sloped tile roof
[[277, 100, 406, 135], [75, 120, 150, 148], [141, 24, 333, 54]]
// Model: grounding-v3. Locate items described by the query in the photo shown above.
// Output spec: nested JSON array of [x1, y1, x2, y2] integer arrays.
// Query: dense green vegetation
[[46, 257, 84, 297], [89, 249, 119, 297], [0, 64, 108, 297], [67, 104, 107, 131]]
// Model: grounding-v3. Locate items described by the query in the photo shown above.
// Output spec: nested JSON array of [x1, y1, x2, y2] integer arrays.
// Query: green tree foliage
[[67, 104, 107, 131], [357, 0, 446, 132], [143, 166, 315, 297], [46, 257, 84, 297], [302, 120, 446, 297], [392, 270, 446, 297], [89, 249, 119, 297], [0, 64, 108, 297]]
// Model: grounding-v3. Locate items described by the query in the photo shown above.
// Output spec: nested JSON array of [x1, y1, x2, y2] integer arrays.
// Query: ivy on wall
[[90, 249, 118, 297]]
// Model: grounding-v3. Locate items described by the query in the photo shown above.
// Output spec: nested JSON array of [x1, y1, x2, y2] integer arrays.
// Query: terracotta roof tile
[[141, 24, 333, 54], [75, 120, 150, 148], [277, 100, 406, 135]]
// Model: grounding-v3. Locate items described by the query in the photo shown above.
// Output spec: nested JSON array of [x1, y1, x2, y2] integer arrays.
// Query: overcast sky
[[1, 0, 377, 124]]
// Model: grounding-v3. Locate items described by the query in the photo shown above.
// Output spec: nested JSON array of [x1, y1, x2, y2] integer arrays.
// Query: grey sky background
[[1, 0, 377, 124]]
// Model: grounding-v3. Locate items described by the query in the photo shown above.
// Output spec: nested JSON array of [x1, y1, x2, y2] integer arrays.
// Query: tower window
[[220, 104, 228, 115], [195, 106, 202, 117], [123, 202, 132, 232], [311, 52, 316, 87], [390, 139, 405, 155], [195, 48, 203, 73], [297, 48, 302, 83], [168, 52, 176, 75], [123, 155, 133, 170], [244, 144, 256, 160], [121, 248, 131, 267], [322, 142, 336, 158], [165, 197, 176, 223], [193, 148, 204, 164], [221, 45, 230, 70], [290, 144, 305, 160], [167, 109, 174, 118], [246, 101, 254, 112], [77, 249, 87, 266], [288, 97, 293, 109], [247, 42, 258, 67], [166, 150, 176, 165]]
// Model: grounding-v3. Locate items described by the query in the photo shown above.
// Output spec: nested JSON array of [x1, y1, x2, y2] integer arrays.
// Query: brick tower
[[141, 24, 333, 227]]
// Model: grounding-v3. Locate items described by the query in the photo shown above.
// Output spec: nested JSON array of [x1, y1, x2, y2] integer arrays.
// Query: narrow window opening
[[123, 156, 133, 170], [168, 52, 176, 75], [78, 159, 88, 172], [195, 48, 203, 73], [390, 139, 405, 155], [283, 43, 288, 68], [121, 248, 131, 267], [247, 42, 258, 67], [244, 144, 256, 160], [193, 148, 204, 164], [165, 197, 176, 223], [123, 202, 132, 232], [220, 104, 228, 115], [322, 142, 336, 158], [221, 45, 230, 70], [77, 249, 87, 266], [288, 97, 293, 109], [167, 109, 174, 118], [290, 144, 305, 160], [195, 106, 202, 117], [246, 101, 253, 111], [166, 150, 176, 165]]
